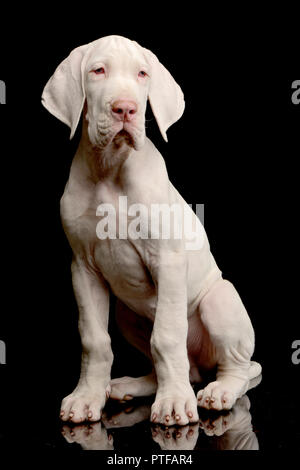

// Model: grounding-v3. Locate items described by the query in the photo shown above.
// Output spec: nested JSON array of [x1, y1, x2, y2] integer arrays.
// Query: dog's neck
[[77, 116, 136, 184]]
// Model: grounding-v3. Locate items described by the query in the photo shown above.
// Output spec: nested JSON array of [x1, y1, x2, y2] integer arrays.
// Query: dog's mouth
[[96, 119, 143, 151], [112, 129, 135, 149]]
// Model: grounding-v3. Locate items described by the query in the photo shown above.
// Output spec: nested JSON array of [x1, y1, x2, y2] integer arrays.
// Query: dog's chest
[[69, 181, 156, 299], [94, 237, 153, 291]]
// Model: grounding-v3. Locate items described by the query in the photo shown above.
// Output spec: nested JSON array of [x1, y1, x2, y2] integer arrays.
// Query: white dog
[[42, 35, 261, 426]]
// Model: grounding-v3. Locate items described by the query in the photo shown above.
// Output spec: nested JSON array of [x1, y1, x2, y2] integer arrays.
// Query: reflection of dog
[[199, 396, 259, 450], [42, 35, 261, 426], [61, 394, 258, 451], [62, 421, 113, 451]]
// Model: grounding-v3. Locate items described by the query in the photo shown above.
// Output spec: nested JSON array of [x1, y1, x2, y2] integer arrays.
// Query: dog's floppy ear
[[142, 47, 185, 142], [41, 44, 90, 139]]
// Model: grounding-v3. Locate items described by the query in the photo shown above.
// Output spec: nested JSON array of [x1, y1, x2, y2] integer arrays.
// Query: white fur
[[42, 35, 261, 426]]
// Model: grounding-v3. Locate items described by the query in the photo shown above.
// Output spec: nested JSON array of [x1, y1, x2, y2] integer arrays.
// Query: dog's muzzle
[[95, 100, 145, 150]]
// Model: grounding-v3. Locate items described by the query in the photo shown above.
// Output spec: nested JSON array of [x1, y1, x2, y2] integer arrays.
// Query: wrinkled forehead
[[85, 35, 147, 70]]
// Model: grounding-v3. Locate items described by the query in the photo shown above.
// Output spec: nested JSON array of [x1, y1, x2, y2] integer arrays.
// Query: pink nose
[[111, 100, 137, 121]]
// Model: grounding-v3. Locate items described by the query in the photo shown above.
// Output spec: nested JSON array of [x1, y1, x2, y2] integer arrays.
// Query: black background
[[0, 11, 299, 458]]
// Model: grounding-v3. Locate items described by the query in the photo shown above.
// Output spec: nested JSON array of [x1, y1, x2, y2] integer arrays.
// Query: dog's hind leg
[[110, 371, 157, 401], [196, 278, 261, 411], [110, 300, 157, 401]]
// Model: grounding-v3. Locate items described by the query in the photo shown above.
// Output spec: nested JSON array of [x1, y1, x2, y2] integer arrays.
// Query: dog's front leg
[[60, 257, 113, 423], [150, 250, 199, 426]]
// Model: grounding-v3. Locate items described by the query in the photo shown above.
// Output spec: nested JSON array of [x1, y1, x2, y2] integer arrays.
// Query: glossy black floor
[[0, 326, 299, 453]]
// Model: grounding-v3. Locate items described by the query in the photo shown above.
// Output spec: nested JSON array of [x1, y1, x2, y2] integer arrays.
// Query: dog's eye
[[138, 71, 147, 78], [93, 67, 105, 75]]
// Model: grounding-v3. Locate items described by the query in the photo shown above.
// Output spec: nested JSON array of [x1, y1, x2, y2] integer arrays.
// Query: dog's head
[[42, 35, 184, 150]]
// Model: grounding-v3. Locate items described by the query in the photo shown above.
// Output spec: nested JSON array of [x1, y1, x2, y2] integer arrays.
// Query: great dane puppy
[[42, 35, 261, 426]]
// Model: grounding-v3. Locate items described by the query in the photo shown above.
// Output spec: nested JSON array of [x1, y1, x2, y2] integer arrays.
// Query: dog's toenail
[[124, 394, 133, 400], [175, 415, 180, 421], [165, 415, 170, 422], [188, 412, 193, 418], [151, 413, 157, 422]]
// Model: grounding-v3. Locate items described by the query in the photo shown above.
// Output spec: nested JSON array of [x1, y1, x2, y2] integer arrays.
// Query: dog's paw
[[198, 395, 251, 437], [150, 384, 199, 426], [60, 384, 110, 423], [197, 381, 236, 411]]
